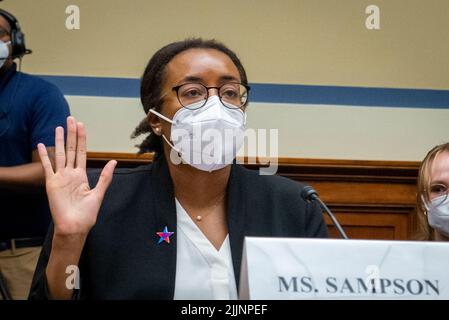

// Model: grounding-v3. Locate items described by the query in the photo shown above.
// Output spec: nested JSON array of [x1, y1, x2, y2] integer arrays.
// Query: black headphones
[[0, 8, 32, 59]]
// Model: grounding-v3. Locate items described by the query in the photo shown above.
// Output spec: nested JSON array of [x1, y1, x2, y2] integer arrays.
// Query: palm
[[38, 117, 116, 237], [46, 168, 98, 235]]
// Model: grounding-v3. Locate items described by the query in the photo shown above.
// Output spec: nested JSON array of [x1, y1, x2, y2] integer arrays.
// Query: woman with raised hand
[[29, 39, 327, 300]]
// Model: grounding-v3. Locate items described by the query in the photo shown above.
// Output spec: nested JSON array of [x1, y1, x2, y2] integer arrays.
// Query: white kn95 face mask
[[149, 95, 246, 172]]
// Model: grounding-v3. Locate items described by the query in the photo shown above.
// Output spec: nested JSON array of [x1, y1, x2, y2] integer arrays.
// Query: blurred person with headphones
[[0, 8, 70, 299]]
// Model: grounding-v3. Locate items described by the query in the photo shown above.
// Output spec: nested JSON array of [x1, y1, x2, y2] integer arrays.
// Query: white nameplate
[[239, 237, 449, 300]]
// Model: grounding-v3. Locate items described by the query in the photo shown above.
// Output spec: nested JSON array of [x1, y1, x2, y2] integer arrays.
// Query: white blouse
[[173, 198, 238, 300]]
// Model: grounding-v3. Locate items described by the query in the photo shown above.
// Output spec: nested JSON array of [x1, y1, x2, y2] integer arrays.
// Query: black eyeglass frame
[[170, 82, 251, 110]]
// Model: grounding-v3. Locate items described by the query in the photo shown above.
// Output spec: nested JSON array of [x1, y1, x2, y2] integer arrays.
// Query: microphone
[[301, 185, 348, 239]]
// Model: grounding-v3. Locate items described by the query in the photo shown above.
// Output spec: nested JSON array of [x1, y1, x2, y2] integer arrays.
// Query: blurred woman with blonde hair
[[415, 143, 449, 241]]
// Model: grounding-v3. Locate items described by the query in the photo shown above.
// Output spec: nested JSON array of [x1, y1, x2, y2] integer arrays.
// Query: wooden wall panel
[[87, 152, 420, 240]]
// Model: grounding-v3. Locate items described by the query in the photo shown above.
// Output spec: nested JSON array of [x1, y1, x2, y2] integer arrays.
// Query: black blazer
[[29, 155, 328, 299]]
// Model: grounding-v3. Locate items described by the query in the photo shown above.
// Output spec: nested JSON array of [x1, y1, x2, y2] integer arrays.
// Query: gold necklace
[[195, 193, 226, 222]]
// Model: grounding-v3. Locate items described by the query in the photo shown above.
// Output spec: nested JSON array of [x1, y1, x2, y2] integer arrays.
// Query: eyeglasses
[[169, 82, 250, 110], [429, 183, 449, 207]]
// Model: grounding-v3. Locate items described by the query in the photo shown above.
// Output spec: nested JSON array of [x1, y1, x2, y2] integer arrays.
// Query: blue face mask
[[0, 40, 11, 68]]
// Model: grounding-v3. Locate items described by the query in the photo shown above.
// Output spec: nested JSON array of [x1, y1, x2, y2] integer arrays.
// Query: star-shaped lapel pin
[[156, 226, 174, 244]]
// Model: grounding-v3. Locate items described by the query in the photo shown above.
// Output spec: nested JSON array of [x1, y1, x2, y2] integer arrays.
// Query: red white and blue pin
[[156, 226, 174, 244]]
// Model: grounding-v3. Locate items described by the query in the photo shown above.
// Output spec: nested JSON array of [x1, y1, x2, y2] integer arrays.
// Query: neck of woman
[[165, 153, 231, 210]]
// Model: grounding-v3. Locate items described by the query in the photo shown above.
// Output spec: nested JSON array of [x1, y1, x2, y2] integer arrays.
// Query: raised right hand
[[37, 116, 117, 237]]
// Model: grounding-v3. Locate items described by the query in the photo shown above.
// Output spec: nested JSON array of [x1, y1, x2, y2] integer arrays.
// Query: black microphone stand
[[301, 185, 349, 239]]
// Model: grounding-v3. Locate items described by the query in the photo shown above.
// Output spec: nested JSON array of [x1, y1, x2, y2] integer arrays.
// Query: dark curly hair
[[131, 38, 249, 154]]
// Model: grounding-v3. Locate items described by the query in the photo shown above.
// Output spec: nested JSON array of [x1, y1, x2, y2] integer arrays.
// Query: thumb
[[94, 160, 117, 198]]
